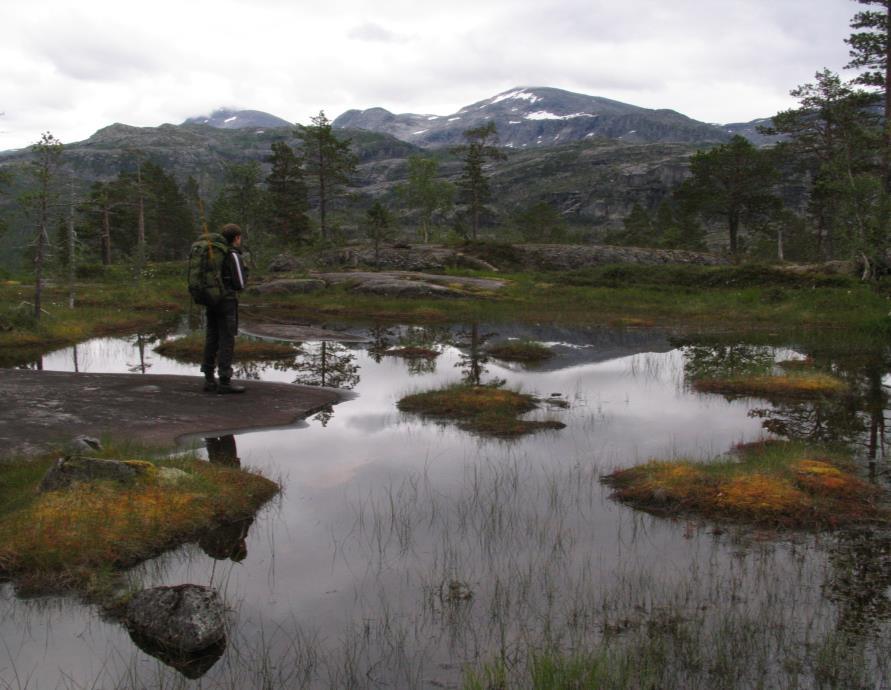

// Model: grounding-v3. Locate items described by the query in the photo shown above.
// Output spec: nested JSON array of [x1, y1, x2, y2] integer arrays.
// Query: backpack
[[187, 233, 230, 307]]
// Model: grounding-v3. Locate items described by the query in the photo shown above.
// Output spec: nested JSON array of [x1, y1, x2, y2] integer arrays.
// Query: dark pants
[[202, 298, 238, 381]]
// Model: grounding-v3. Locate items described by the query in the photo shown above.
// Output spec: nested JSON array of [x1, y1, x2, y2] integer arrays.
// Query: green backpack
[[187, 232, 230, 307]]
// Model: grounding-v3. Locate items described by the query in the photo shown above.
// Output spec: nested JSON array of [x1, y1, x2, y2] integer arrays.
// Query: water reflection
[[127, 627, 226, 679], [10, 325, 891, 688]]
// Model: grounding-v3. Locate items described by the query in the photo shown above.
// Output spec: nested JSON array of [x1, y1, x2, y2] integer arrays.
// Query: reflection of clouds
[[344, 413, 398, 434]]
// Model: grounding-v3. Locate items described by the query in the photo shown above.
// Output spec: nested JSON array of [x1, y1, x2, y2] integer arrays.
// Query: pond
[[3, 322, 891, 689]]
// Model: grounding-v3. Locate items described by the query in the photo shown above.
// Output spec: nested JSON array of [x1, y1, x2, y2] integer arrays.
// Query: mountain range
[[0, 86, 780, 269], [332, 86, 766, 148]]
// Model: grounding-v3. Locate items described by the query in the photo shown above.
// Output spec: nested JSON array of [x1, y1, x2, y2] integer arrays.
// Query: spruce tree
[[397, 156, 454, 243]]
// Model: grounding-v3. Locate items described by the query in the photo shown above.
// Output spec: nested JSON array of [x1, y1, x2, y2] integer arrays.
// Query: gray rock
[[267, 253, 308, 273], [247, 278, 327, 295], [352, 279, 464, 298], [67, 435, 102, 454], [38, 456, 151, 492], [125, 584, 227, 654]]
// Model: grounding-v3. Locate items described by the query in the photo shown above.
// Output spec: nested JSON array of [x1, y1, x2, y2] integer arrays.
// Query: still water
[[2, 324, 889, 688]]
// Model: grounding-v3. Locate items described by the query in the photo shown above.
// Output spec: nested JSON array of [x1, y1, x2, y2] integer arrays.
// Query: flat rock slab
[[0, 369, 341, 460], [313, 271, 507, 292], [241, 321, 370, 343]]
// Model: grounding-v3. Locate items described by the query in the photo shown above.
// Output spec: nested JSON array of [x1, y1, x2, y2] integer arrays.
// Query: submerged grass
[[602, 440, 884, 527], [154, 333, 299, 363], [0, 450, 279, 597], [397, 384, 566, 436]]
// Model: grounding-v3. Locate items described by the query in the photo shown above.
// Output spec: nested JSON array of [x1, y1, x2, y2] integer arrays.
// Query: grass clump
[[486, 339, 554, 363], [0, 454, 279, 596], [602, 440, 884, 528], [154, 333, 299, 363], [692, 371, 849, 399], [397, 384, 566, 437]]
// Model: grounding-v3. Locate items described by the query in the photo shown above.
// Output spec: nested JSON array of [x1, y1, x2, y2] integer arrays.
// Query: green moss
[[155, 333, 299, 363]]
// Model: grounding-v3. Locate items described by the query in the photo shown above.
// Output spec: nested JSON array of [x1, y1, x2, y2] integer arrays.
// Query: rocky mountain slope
[[334, 86, 772, 148], [182, 108, 292, 129]]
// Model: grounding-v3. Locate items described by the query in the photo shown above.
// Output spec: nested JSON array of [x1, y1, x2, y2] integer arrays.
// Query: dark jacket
[[222, 247, 247, 296]]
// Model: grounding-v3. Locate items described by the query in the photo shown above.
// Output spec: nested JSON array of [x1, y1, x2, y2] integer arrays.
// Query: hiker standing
[[201, 223, 248, 393]]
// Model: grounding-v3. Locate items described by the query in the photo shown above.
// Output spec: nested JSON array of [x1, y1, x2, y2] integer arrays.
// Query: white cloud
[[0, 0, 859, 151]]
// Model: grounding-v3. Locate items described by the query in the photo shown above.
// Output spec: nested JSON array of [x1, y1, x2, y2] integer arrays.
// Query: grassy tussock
[[397, 384, 565, 436], [0, 457, 278, 595], [692, 371, 849, 399], [154, 333, 298, 363], [486, 340, 553, 363], [602, 440, 884, 527]]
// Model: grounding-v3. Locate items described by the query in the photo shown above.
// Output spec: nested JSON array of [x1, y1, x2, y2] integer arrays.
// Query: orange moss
[[716, 475, 809, 517], [602, 444, 887, 528], [0, 460, 278, 594], [397, 384, 565, 436], [693, 372, 848, 399]]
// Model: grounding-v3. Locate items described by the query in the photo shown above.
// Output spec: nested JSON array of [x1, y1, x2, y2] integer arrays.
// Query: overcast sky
[[0, 0, 859, 151]]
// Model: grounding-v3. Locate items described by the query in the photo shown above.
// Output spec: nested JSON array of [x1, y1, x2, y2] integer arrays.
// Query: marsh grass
[[0, 449, 278, 598], [154, 333, 300, 363], [602, 440, 884, 527], [486, 340, 553, 363], [397, 384, 566, 436]]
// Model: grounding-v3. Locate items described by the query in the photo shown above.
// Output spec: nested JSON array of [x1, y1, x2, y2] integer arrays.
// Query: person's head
[[220, 223, 242, 247]]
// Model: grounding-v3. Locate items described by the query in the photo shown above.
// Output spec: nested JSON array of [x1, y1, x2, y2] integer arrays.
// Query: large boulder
[[267, 253, 309, 273], [125, 584, 227, 655], [38, 456, 152, 492]]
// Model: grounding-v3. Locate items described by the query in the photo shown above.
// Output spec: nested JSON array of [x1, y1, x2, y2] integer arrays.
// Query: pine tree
[[266, 141, 310, 245], [680, 136, 780, 254], [296, 111, 357, 242], [27, 132, 63, 319], [456, 122, 505, 240], [365, 201, 393, 261], [846, 0, 891, 189]]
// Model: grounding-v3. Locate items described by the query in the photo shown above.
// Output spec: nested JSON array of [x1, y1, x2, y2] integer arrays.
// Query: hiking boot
[[217, 379, 246, 394], [203, 377, 218, 392]]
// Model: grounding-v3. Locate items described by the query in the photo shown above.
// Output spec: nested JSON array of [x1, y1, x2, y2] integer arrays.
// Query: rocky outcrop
[[314, 246, 497, 272], [510, 244, 729, 270], [38, 456, 152, 492], [246, 278, 326, 295]]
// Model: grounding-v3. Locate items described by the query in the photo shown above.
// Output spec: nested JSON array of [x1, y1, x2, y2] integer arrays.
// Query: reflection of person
[[198, 516, 253, 562], [201, 224, 248, 394], [205, 434, 240, 467]]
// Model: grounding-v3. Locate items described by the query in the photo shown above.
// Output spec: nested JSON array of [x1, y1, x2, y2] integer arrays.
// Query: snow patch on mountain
[[524, 111, 596, 121]]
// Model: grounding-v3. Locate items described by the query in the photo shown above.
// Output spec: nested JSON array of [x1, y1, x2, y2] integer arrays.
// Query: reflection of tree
[[825, 531, 891, 639], [682, 343, 775, 381], [748, 397, 863, 444], [312, 405, 335, 427], [366, 323, 396, 363], [293, 341, 360, 390], [128, 333, 157, 373], [455, 323, 499, 386], [681, 340, 891, 464], [399, 325, 450, 376]]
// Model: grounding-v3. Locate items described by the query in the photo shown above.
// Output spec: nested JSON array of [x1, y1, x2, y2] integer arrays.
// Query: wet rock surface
[[125, 584, 227, 677], [246, 278, 327, 295], [0, 370, 342, 460], [240, 321, 371, 343]]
